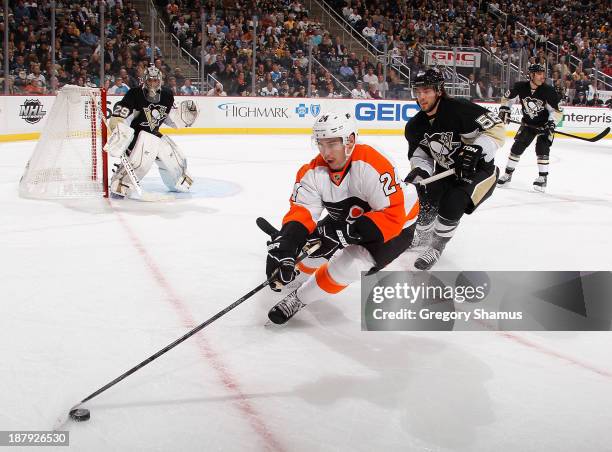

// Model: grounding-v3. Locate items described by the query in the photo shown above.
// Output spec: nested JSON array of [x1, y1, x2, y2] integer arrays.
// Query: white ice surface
[[1, 135, 611, 452]]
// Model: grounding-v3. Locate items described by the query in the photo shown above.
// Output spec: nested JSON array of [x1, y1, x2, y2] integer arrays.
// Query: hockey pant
[[110, 132, 192, 196], [417, 163, 498, 224], [510, 126, 553, 157], [295, 219, 415, 306]]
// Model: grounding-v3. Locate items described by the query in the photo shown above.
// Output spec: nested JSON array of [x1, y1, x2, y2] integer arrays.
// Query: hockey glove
[[404, 167, 430, 184], [545, 120, 556, 134], [266, 234, 300, 291], [308, 220, 363, 259], [498, 106, 511, 124], [455, 143, 483, 182]]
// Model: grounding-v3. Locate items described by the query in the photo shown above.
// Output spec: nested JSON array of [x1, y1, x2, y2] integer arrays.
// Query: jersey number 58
[[475, 112, 502, 130]]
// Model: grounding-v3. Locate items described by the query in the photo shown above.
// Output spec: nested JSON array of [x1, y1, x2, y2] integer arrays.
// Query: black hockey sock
[[505, 153, 521, 174]]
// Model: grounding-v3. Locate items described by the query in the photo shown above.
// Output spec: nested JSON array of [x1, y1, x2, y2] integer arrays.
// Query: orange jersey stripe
[[282, 157, 327, 233], [314, 262, 347, 294], [351, 144, 408, 242], [297, 261, 318, 275]]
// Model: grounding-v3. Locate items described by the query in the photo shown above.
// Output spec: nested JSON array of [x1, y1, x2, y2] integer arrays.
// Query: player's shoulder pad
[[445, 96, 488, 115], [122, 86, 139, 98], [160, 86, 174, 96], [351, 143, 395, 174], [404, 111, 427, 142], [295, 154, 327, 182]]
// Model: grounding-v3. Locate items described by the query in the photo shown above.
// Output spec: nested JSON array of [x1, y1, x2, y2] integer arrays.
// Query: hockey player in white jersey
[[264, 111, 420, 325], [105, 65, 197, 199]]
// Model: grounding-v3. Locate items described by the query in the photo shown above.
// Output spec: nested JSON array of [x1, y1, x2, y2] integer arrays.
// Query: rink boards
[[1, 94, 610, 142]]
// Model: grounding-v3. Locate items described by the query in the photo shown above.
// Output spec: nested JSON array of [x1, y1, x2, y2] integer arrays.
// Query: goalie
[[105, 65, 198, 198]]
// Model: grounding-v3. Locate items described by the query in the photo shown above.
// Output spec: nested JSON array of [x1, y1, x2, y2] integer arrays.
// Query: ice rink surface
[[1, 134, 611, 451]]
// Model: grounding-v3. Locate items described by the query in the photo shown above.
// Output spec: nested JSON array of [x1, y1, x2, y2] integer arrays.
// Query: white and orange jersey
[[282, 143, 420, 243]]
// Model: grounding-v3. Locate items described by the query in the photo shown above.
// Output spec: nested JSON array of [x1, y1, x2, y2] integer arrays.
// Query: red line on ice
[[498, 331, 612, 379], [114, 209, 285, 452]]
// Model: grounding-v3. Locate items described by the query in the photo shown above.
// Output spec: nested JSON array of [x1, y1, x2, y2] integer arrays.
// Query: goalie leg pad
[[156, 135, 193, 192], [110, 131, 161, 196]]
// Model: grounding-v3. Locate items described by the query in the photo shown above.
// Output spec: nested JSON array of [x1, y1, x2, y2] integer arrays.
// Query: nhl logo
[[19, 99, 47, 124]]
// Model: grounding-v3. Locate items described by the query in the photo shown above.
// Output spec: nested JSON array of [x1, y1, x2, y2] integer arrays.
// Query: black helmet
[[528, 63, 545, 73], [413, 68, 445, 90]]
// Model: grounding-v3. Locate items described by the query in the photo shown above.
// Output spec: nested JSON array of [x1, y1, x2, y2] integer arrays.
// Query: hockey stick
[[67, 239, 320, 421], [256, 216, 280, 237], [417, 168, 455, 185], [509, 119, 610, 142]]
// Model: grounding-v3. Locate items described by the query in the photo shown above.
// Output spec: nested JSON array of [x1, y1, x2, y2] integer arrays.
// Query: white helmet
[[142, 65, 163, 101], [312, 111, 358, 147]]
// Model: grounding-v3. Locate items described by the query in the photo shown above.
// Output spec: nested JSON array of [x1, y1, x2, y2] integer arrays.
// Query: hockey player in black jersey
[[105, 65, 197, 199], [404, 69, 505, 270], [497, 63, 562, 192]]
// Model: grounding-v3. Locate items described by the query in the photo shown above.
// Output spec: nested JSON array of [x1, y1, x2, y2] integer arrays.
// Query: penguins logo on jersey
[[141, 104, 168, 131], [521, 97, 545, 119], [420, 132, 462, 168]]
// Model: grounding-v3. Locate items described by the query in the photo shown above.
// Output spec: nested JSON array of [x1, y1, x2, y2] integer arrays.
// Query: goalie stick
[[64, 234, 320, 422], [89, 94, 173, 202], [509, 119, 610, 143]]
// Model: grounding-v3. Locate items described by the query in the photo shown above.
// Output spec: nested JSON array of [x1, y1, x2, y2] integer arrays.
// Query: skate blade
[[533, 185, 547, 193]]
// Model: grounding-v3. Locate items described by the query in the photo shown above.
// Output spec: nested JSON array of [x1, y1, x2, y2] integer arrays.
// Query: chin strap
[[343, 142, 356, 159]]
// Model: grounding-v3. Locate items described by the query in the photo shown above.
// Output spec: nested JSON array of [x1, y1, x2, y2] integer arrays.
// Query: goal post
[[19, 85, 109, 199]]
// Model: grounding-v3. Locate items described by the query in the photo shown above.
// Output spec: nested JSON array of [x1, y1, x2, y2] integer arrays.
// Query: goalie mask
[[143, 66, 163, 102]]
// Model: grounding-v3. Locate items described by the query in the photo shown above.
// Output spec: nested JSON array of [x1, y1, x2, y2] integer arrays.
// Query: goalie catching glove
[[166, 100, 199, 128]]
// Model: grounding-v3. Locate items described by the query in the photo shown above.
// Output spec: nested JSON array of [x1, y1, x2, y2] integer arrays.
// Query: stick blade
[[256, 217, 279, 237], [589, 127, 611, 142]]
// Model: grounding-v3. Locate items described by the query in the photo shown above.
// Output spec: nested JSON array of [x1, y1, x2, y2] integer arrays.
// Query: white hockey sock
[[297, 246, 376, 305], [537, 154, 549, 176]]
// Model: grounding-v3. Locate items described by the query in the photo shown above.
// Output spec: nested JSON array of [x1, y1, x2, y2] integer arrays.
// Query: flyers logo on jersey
[[346, 205, 365, 224], [522, 97, 545, 119], [420, 132, 461, 169]]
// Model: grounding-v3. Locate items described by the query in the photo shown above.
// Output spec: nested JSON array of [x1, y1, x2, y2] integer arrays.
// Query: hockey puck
[[69, 408, 90, 422]]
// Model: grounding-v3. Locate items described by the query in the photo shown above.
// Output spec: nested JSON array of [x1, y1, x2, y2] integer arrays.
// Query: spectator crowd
[[1, 0, 610, 105]]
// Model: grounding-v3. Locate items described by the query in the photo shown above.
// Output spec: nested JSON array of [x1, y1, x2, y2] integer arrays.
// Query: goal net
[[19, 85, 108, 199]]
